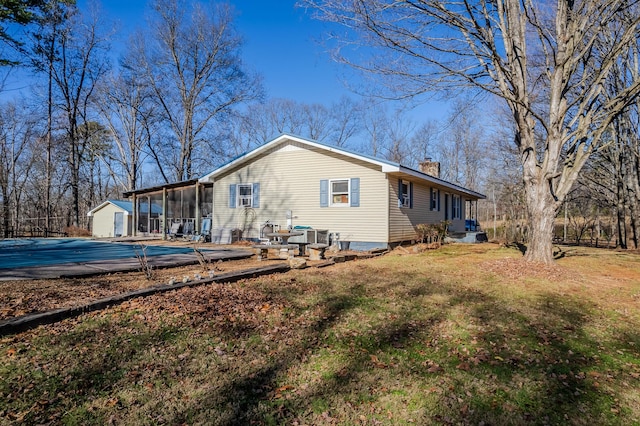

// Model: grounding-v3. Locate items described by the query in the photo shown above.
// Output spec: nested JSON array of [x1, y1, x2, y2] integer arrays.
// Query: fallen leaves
[[455, 361, 471, 371], [1, 243, 640, 425], [482, 258, 569, 282], [0, 256, 267, 322], [273, 384, 295, 399], [369, 354, 388, 369]]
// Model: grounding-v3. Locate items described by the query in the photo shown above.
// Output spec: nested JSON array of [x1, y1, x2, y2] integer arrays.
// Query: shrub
[[63, 226, 91, 237], [415, 220, 450, 243]]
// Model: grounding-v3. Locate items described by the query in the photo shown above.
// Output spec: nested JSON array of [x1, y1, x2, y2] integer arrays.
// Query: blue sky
[[1, 0, 448, 123], [97, 0, 447, 121], [98, 0, 357, 106]]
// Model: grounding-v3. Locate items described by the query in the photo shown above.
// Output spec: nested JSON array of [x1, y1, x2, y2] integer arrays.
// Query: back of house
[[199, 134, 485, 250]]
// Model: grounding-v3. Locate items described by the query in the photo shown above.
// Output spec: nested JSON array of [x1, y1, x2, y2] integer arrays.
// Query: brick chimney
[[419, 158, 440, 178]]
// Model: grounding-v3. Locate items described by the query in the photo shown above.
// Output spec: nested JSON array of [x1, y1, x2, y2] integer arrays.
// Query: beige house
[[199, 134, 485, 250]]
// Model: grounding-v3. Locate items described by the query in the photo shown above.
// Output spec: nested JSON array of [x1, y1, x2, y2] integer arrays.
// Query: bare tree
[[304, 0, 640, 263], [361, 102, 390, 157], [487, 107, 525, 240], [384, 109, 415, 163], [47, 2, 111, 227], [29, 0, 75, 231], [77, 121, 114, 210], [407, 119, 439, 169], [223, 98, 306, 156], [225, 96, 363, 155], [329, 96, 362, 147], [267, 98, 306, 136], [435, 100, 487, 190], [303, 103, 330, 141], [577, 24, 640, 250], [96, 57, 156, 192], [0, 102, 40, 237], [134, 0, 262, 182], [627, 121, 640, 248]]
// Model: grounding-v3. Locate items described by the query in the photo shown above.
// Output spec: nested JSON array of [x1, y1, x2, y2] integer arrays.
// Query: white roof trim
[[199, 134, 395, 183], [199, 133, 485, 200], [396, 166, 486, 199], [87, 200, 119, 216]]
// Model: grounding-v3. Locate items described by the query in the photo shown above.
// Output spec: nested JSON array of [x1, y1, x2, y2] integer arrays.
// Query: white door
[[114, 212, 124, 237]]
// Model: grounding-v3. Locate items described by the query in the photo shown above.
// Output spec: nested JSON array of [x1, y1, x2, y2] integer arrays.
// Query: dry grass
[[1, 243, 639, 425]]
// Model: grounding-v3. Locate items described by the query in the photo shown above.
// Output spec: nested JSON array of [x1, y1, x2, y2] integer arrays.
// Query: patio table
[[266, 231, 303, 245]]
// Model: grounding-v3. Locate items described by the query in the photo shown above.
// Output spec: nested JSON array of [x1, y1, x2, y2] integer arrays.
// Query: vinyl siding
[[213, 141, 390, 242], [388, 177, 440, 242], [449, 196, 466, 232], [388, 177, 468, 241], [91, 203, 128, 238]]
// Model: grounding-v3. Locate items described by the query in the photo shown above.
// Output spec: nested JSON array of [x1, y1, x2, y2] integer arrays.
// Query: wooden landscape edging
[[0, 264, 290, 336]]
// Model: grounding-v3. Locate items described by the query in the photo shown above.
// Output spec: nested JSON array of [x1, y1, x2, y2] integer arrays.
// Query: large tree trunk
[[523, 178, 556, 263], [627, 149, 640, 249], [70, 130, 80, 229], [616, 171, 627, 249]]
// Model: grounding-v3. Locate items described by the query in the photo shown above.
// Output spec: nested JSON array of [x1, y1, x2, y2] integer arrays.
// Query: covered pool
[[0, 238, 205, 270]]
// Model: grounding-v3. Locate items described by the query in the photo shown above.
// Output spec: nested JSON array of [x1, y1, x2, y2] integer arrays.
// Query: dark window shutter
[[320, 180, 328, 207], [252, 183, 260, 208], [398, 179, 403, 208], [350, 178, 360, 207], [409, 182, 414, 209], [229, 184, 236, 208], [430, 188, 434, 211], [437, 189, 441, 211]]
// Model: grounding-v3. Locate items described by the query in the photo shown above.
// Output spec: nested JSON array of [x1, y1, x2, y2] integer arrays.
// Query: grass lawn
[[1, 243, 639, 425]]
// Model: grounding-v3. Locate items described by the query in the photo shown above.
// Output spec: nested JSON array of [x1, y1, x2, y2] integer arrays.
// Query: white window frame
[[237, 184, 253, 208], [452, 194, 461, 219], [329, 178, 350, 207], [401, 180, 411, 208]]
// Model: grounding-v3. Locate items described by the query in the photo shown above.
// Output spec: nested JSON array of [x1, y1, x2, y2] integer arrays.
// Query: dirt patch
[[482, 257, 570, 282], [388, 242, 442, 254]]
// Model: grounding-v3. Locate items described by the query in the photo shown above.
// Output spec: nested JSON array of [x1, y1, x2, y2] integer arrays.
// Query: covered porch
[[122, 180, 214, 240]]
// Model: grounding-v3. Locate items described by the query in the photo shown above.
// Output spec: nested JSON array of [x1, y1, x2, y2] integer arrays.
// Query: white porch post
[[162, 187, 167, 241]]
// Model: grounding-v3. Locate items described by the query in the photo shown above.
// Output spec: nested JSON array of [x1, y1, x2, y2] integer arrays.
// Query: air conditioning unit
[[289, 229, 329, 244]]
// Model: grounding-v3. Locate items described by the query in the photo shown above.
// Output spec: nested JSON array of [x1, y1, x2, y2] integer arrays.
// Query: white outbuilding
[[87, 199, 161, 238]]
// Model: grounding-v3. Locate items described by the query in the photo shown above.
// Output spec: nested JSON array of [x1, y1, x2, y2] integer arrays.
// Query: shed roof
[[121, 179, 204, 198], [87, 199, 163, 217]]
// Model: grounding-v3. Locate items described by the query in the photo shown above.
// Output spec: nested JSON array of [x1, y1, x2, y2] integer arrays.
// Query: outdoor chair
[[182, 221, 194, 236], [191, 218, 212, 243], [168, 222, 183, 240], [200, 218, 212, 241]]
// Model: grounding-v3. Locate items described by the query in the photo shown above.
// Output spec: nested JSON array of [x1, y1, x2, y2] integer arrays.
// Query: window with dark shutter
[[399, 179, 411, 208], [321, 178, 360, 207]]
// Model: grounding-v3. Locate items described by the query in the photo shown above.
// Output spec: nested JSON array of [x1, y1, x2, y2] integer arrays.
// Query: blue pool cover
[[0, 238, 204, 270]]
